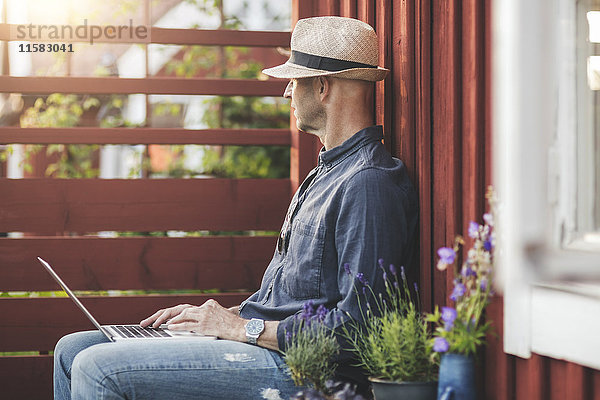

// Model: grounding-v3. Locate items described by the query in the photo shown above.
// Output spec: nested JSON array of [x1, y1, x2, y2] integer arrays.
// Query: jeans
[[54, 331, 300, 400]]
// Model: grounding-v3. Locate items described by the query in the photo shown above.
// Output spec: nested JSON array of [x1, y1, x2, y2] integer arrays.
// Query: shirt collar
[[318, 125, 384, 168]]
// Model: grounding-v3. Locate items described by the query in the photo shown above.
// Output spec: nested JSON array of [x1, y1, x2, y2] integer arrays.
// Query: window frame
[[493, 0, 600, 369]]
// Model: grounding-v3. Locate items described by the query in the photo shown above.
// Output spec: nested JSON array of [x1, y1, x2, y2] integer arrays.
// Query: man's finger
[[140, 304, 192, 328], [166, 311, 195, 326], [139, 308, 165, 327], [167, 321, 197, 332]]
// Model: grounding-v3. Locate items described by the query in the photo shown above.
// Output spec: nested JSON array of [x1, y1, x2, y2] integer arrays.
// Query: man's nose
[[283, 81, 293, 98]]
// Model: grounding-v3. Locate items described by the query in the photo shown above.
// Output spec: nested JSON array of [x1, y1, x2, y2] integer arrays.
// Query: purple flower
[[483, 239, 492, 252], [468, 221, 480, 239], [393, 281, 399, 288], [285, 330, 293, 343], [480, 278, 488, 291], [400, 266, 406, 280], [389, 264, 397, 276], [382, 271, 388, 281], [441, 306, 457, 324], [316, 304, 328, 322], [413, 282, 419, 293], [433, 337, 449, 353], [441, 306, 457, 330], [462, 266, 477, 278], [437, 247, 456, 264], [378, 258, 385, 269], [450, 282, 466, 301], [301, 301, 315, 320], [356, 272, 368, 286]]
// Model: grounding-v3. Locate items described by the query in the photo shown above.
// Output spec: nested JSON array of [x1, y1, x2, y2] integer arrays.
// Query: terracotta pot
[[369, 377, 437, 400]]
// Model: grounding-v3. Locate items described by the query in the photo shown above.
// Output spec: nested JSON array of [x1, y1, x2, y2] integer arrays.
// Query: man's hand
[[139, 300, 247, 342]]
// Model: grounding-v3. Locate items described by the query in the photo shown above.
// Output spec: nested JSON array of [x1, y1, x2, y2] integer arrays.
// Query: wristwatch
[[245, 318, 265, 345]]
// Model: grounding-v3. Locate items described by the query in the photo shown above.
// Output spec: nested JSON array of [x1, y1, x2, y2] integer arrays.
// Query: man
[[53, 16, 418, 399]]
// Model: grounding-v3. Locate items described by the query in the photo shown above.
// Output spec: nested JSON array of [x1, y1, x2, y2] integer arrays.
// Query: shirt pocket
[[282, 219, 325, 300]]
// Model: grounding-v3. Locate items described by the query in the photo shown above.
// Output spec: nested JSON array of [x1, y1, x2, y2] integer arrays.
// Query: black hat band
[[289, 50, 377, 72]]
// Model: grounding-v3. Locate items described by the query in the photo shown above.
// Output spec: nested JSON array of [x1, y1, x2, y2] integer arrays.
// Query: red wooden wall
[[299, 0, 600, 399]]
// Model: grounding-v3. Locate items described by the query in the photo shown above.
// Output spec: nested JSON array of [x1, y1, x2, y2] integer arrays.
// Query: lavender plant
[[342, 261, 437, 383], [283, 302, 340, 394], [426, 187, 495, 357]]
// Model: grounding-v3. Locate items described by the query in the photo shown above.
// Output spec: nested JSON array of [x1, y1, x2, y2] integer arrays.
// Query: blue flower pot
[[369, 378, 437, 400], [437, 353, 475, 400]]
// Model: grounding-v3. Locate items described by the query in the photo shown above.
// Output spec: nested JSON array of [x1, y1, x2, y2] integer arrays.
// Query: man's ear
[[316, 76, 330, 101]]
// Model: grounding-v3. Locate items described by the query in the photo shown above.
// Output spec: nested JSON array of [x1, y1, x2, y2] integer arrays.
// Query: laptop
[[37, 257, 216, 342]]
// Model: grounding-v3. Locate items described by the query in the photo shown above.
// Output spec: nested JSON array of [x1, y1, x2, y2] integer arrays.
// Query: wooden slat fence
[[0, 20, 309, 399]]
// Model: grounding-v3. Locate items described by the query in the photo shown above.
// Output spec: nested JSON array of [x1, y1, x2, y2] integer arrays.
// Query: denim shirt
[[239, 125, 419, 385]]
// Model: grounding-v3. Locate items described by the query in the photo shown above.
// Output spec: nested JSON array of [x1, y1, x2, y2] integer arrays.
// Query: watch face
[[246, 319, 264, 335]]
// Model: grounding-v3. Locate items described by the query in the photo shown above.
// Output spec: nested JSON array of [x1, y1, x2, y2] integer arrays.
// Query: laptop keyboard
[[112, 325, 171, 339]]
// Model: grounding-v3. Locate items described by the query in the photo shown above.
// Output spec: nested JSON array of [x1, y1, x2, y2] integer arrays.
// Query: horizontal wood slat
[[0, 355, 53, 400], [0, 76, 287, 96], [0, 178, 289, 233], [152, 28, 291, 47], [0, 24, 290, 47], [0, 236, 275, 291], [0, 127, 291, 145], [0, 294, 249, 351]]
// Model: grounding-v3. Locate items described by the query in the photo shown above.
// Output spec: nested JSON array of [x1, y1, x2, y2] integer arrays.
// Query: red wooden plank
[[0, 355, 53, 400], [319, 0, 340, 16], [340, 0, 357, 18], [0, 179, 289, 233], [415, 0, 433, 311], [431, 0, 462, 308], [0, 76, 287, 96], [0, 236, 274, 291], [0, 24, 290, 47], [392, 0, 416, 181], [461, 0, 486, 238], [593, 369, 600, 400], [565, 362, 587, 400], [0, 294, 249, 351], [549, 358, 569, 400], [292, 0, 319, 23], [0, 127, 291, 146], [151, 28, 291, 47], [357, 0, 375, 27], [375, 0, 393, 153], [484, 296, 515, 400], [515, 354, 546, 400]]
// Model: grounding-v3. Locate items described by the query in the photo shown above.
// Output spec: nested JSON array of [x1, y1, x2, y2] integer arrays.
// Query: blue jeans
[[54, 331, 301, 400]]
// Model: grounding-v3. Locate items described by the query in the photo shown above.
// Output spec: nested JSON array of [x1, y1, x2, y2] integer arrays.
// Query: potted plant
[[342, 261, 438, 400], [426, 187, 496, 400], [282, 302, 367, 400]]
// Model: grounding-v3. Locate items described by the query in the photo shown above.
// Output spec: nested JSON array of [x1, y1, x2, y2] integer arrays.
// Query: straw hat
[[262, 16, 388, 82]]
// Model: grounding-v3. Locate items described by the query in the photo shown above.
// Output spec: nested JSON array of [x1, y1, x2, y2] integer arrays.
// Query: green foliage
[[426, 305, 491, 357], [284, 319, 340, 393], [164, 0, 291, 180], [353, 303, 435, 382], [18, 94, 102, 178], [342, 267, 438, 383]]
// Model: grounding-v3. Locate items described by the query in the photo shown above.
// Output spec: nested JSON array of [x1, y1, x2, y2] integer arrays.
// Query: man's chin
[[296, 121, 314, 135]]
